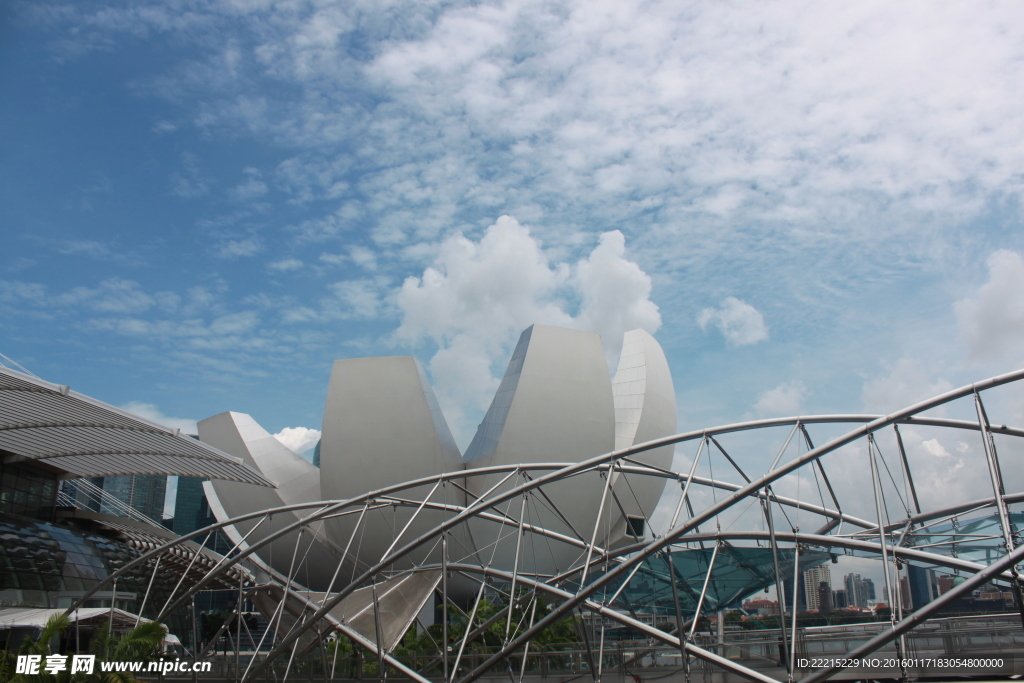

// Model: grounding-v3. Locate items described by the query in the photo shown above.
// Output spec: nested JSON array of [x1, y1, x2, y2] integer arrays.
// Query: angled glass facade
[[596, 546, 831, 617]]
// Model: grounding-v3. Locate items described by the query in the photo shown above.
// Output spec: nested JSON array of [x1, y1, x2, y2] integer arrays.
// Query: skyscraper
[[174, 476, 232, 554], [844, 573, 877, 608], [99, 474, 167, 522], [804, 564, 832, 610]]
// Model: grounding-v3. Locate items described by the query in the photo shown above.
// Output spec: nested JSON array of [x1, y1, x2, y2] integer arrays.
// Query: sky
[[3, 1, 1024, 587]]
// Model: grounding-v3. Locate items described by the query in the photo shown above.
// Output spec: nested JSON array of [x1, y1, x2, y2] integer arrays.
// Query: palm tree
[[87, 620, 167, 683], [5, 612, 72, 682]]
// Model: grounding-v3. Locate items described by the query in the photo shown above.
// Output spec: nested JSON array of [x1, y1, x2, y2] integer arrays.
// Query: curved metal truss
[[68, 369, 1024, 682]]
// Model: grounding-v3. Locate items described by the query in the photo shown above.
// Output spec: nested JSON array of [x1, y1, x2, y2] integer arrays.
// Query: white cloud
[[229, 168, 269, 201], [54, 1, 1024, 253], [753, 380, 806, 417], [268, 258, 303, 271], [698, 297, 768, 347], [169, 152, 210, 198], [575, 230, 661, 367], [397, 215, 661, 443], [209, 310, 259, 335], [921, 438, 950, 458], [120, 401, 198, 435], [273, 426, 321, 455], [955, 249, 1024, 364], [56, 240, 111, 257], [327, 280, 382, 319], [217, 238, 263, 258], [318, 252, 346, 266], [861, 358, 953, 414], [349, 246, 377, 272]]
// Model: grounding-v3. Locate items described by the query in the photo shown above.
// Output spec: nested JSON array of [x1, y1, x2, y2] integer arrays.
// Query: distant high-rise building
[[174, 476, 231, 555], [907, 564, 938, 609], [62, 475, 167, 522], [804, 564, 832, 610], [844, 573, 876, 609], [817, 582, 833, 614], [174, 476, 213, 536], [782, 573, 807, 613], [99, 475, 167, 521], [833, 588, 847, 609]]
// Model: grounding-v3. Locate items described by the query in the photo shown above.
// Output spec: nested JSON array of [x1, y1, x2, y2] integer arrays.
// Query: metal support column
[[974, 391, 1024, 631], [868, 434, 906, 681], [762, 498, 791, 676]]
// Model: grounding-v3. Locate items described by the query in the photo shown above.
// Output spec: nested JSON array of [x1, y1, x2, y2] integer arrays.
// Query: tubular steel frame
[[65, 368, 1024, 683]]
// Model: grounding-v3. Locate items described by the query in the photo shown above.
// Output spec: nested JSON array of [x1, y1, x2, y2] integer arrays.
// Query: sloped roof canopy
[[0, 367, 272, 486]]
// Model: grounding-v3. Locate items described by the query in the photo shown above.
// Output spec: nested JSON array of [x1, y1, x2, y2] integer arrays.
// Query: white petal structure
[[319, 356, 464, 571], [196, 326, 676, 588], [199, 411, 340, 590], [607, 328, 677, 547], [463, 324, 615, 572]]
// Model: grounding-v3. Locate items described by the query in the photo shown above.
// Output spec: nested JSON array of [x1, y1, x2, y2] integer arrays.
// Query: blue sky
[[3, 0, 1024, 511]]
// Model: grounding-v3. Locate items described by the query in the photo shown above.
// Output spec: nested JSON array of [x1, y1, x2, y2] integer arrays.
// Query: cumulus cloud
[[273, 426, 321, 455], [121, 401, 198, 435], [955, 250, 1024, 364], [575, 231, 661, 366], [753, 381, 806, 417], [397, 215, 660, 442], [698, 297, 768, 347]]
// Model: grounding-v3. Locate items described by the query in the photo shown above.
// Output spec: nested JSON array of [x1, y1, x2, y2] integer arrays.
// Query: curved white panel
[[464, 324, 615, 572], [319, 356, 464, 571], [607, 328, 677, 547], [198, 411, 340, 590]]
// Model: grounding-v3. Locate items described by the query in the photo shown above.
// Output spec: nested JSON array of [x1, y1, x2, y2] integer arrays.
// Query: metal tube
[[135, 553, 161, 627], [505, 492, 530, 643], [790, 534, 799, 674], [974, 391, 1024, 630], [763, 499, 790, 675], [769, 423, 800, 472], [892, 425, 921, 515], [519, 596, 538, 683], [580, 466, 616, 591], [688, 542, 720, 640], [799, 539, 1024, 683], [442, 533, 449, 683], [666, 550, 689, 674], [868, 435, 905, 678], [319, 501, 370, 610], [670, 437, 706, 529], [157, 532, 210, 620], [257, 369, 1024, 680], [382, 478, 442, 558], [452, 578, 488, 677]]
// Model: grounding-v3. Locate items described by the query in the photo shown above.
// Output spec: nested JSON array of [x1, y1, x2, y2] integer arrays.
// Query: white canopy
[[0, 367, 272, 486], [0, 607, 145, 630]]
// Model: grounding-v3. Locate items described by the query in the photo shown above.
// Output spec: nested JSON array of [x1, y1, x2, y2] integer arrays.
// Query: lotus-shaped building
[[201, 324, 677, 591]]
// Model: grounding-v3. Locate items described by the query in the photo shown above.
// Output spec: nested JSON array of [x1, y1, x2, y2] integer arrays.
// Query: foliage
[[1, 615, 166, 683]]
